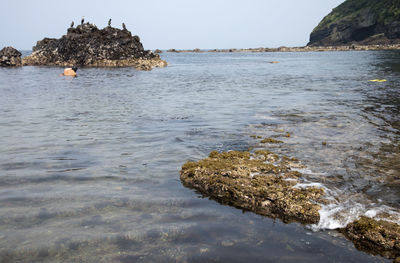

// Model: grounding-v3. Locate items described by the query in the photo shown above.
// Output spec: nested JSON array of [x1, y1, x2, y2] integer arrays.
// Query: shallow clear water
[[0, 51, 399, 262]]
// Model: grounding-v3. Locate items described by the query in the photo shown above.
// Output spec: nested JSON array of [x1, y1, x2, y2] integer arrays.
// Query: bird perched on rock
[[81, 17, 85, 24], [70, 21, 74, 28], [108, 18, 112, 27], [122, 23, 127, 30]]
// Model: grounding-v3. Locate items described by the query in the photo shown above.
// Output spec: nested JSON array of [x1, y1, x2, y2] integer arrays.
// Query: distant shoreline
[[162, 44, 400, 53]]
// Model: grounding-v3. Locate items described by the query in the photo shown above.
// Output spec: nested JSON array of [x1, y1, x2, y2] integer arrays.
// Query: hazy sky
[[1, 0, 345, 50]]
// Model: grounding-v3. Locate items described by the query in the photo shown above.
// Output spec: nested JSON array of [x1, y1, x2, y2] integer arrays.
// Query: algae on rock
[[180, 131, 400, 260], [180, 150, 325, 224], [343, 216, 400, 259], [260, 137, 284, 144], [180, 142, 400, 259]]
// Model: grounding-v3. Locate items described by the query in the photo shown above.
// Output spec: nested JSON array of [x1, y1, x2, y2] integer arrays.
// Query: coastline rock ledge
[[22, 22, 167, 70]]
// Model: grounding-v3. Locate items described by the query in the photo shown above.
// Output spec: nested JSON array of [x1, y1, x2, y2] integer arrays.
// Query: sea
[[0, 50, 399, 262]]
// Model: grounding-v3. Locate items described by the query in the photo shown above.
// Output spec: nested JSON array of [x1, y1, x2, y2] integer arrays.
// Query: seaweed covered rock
[[22, 22, 167, 70], [180, 150, 325, 224], [0, 46, 22, 67], [343, 216, 400, 259]]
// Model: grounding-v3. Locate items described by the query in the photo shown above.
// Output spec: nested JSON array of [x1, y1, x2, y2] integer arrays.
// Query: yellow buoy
[[368, 79, 386, 82]]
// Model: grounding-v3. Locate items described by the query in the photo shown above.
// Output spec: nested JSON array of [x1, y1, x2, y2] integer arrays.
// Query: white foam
[[291, 167, 327, 176], [254, 115, 278, 120], [310, 202, 365, 231], [291, 167, 314, 174], [294, 182, 325, 189], [311, 201, 400, 231], [284, 178, 297, 182], [249, 172, 259, 178], [315, 205, 341, 230], [371, 206, 400, 225], [364, 209, 377, 218], [251, 155, 400, 231]]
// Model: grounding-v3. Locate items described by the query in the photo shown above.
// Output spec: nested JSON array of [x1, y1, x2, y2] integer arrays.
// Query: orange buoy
[[62, 66, 78, 76]]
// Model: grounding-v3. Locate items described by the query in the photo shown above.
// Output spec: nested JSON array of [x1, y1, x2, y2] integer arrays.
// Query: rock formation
[[180, 132, 400, 260], [180, 150, 325, 224], [308, 0, 400, 46], [181, 149, 400, 260], [343, 217, 400, 259], [167, 45, 400, 53], [22, 22, 167, 70], [0, 46, 22, 67]]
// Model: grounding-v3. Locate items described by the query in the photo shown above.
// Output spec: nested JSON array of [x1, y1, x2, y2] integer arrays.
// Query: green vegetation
[[313, 0, 400, 33]]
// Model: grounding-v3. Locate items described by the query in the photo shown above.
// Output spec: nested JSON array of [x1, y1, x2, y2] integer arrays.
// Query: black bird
[[70, 21, 74, 28], [122, 23, 126, 30], [108, 18, 112, 27], [81, 17, 84, 24]]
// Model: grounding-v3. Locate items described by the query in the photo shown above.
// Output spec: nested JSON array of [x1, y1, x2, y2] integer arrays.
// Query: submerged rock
[[261, 137, 283, 144], [180, 150, 325, 224], [0, 46, 22, 67], [22, 22, 167, 70], [342, 216, 400, 259]]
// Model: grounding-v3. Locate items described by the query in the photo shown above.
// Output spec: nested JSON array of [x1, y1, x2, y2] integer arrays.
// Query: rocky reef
[[22, 22, 167, 70], [0, 46, 22, 67], [166, 44, 400, 53], [308, 0, 400, 46], [180, 139, 400, 260], [180, 150, 325, 224]]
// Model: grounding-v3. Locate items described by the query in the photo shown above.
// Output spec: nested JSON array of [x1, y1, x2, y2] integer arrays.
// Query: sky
[[0, 0, 345, 50]]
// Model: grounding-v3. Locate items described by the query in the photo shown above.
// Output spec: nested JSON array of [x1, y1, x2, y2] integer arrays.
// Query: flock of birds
[[70, 17, 127, 30]]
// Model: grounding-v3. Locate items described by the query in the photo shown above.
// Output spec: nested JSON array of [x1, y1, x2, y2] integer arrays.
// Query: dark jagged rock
[[308, 0, 400, 46], [22, 22, 167, 70], [0, 46, 22, 67], [180, 150, 325, 224]]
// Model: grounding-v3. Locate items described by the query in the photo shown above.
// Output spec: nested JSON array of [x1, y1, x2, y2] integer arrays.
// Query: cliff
[[308, 0, 400, 46], [22, 22, 167, 70]]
